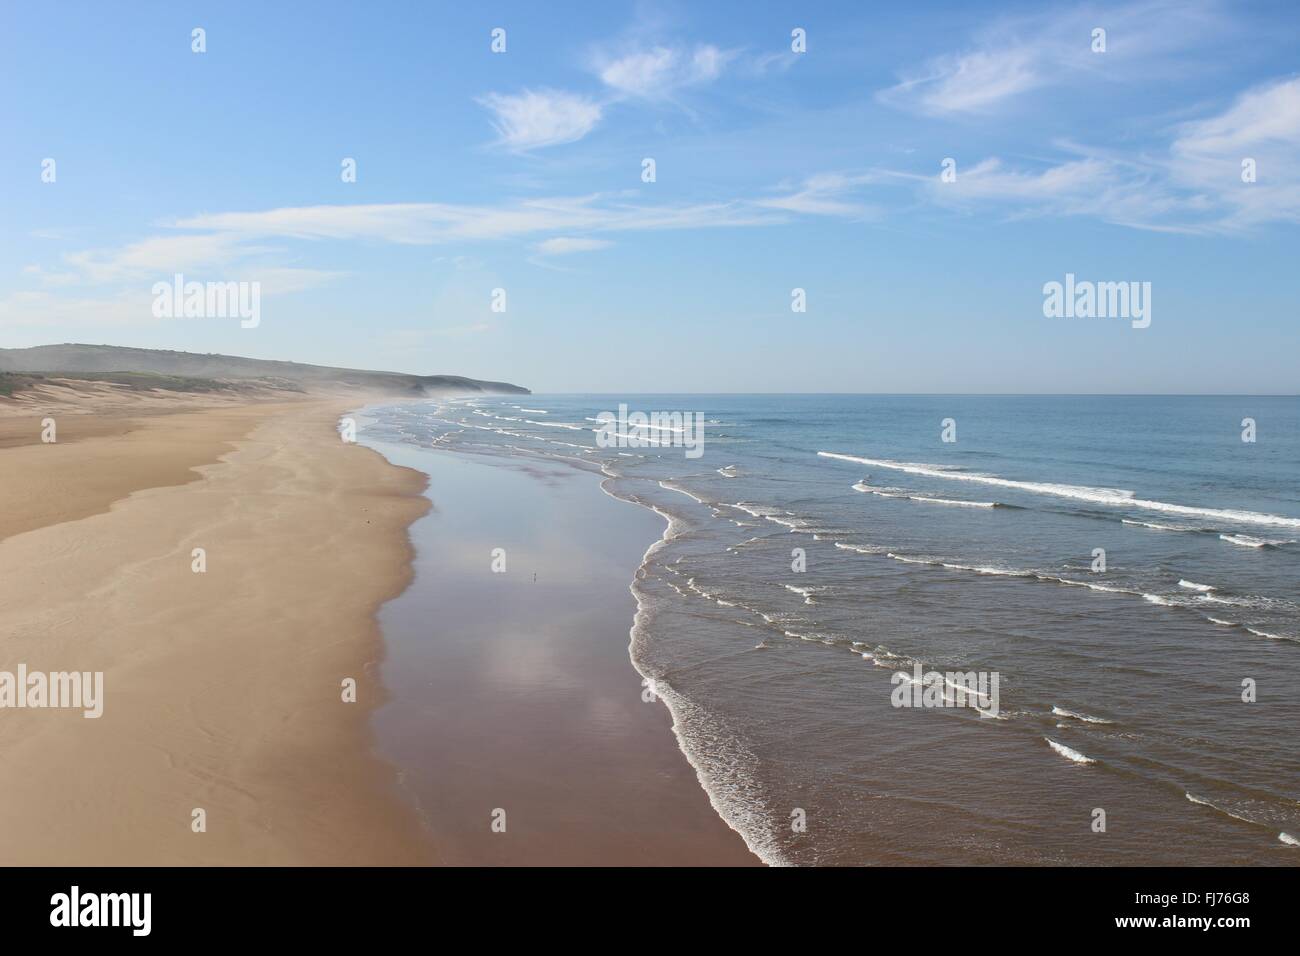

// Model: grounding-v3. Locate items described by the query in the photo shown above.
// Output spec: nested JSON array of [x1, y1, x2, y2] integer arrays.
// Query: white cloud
[[879, 0, 1227, 116], [931, 157, 1114, 203], [170, 194, 779, 244], [913, 153, 1201, 232], [902, 76, 1300, 232], [50, 230, 340, 295], [535, 237, 613, 255], [478, 89, 603, 151], [1170, 76, 1300, 229], [473, 40, 734, 153], [687, 45, 730, 84], [599, 47, 675, 95], [64, 233, 260, 283], [1174, 77, 1300, 156], [757, 173, 881, 217], [8, 184, 820, 327], [596, 43, 735, 98], [886, 48, 1041, 115]]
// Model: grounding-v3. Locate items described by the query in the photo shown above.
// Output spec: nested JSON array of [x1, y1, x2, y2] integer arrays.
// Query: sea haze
[[359, 395, 1300, 866]]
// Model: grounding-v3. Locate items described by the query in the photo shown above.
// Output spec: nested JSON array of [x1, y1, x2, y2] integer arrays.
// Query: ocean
[[358, 394, 1300, 866]]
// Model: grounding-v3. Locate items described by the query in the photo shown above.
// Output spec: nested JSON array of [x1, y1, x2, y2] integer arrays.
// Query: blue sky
[[2, 0, 1298, 393]]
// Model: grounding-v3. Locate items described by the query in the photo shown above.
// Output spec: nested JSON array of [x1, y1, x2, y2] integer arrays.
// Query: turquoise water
[[362, 394, 1300, 865]]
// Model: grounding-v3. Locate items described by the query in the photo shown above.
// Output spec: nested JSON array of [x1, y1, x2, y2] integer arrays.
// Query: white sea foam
[[852, 482, 997, 507], [783, 584, 827, 605], [1245, 627, 1297, 642], [944, 562, 1028, 576], [1051, 706, 1114, 724], [1054, 578, 1135, 595], [658, 481, 709, 505], [819, 452, 1300, 530], [1178, 579, 1215, 592], [591, 420, 689, 434], [1185, 792, 1257, 825], [1122, 518, 1203, 532], [877, 554, 1142, 601], [885, 551, 933, 566], [729, 502, 781, 519], [1220, 533, 1292, 548], [783, 628, 835, 644], [526, 419, 584, 430], [1045, 738, 1096, 764], [1198, 593, 1249, 606], [834, 542, 882, 555], [765, 515, 809, 531], [1280, 832, 1300, 847]]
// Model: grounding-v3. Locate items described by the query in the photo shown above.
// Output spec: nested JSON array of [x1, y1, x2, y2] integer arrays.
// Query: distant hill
[[0, 344, 529, 397]]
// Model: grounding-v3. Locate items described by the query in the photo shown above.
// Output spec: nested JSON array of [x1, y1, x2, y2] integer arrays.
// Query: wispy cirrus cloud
[[595, 43, 735, 98], [881, 48, 1042, 116], [757, 172, 882, 217], [1169, 76, 1300, 229], [914, 75, 1300, 233], [29, 59, 1298, 333], [925, 157, 1117, 207], [535, 237, 613, 255], [476, 32, 735, 151], [1, 191, 783, 326], [878, 0, 1228, 116], [63, 233, 259, 283], [916, 154, 1200, 232], [477, 89, 604, 152], [168, 194, 779, 244], [51, 231, 340, 293], [7, 179, 858, 327]]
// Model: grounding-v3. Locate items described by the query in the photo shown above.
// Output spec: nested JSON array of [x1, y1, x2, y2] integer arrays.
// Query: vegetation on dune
[[0, 344, 530, 395], [0, 373, 42, 396], [0, 370, 292, 397]]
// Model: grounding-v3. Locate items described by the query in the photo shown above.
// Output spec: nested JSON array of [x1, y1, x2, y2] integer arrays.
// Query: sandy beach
[[0, 391, 432, 864], [0, 387, 755, 865]]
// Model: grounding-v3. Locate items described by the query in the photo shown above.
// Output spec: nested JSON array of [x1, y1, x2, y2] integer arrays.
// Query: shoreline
[[357, 428, 760, 865], [0, 394, 433, 864], [609, 485, 776, 867]]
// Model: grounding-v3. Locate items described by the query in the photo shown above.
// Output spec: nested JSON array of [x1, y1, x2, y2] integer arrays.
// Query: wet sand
[[367, 444, 759, 865]]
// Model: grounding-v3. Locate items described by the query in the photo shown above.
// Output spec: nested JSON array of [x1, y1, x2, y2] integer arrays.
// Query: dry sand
[[0, 390, 432, 864]]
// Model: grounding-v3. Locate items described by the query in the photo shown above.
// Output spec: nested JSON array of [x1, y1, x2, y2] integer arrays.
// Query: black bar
[[0, 866, 1287, 941]]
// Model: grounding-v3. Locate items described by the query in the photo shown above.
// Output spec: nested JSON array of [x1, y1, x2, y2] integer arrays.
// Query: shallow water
[[360, 395, 1300, 865], [362, 442, 756, 865]]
